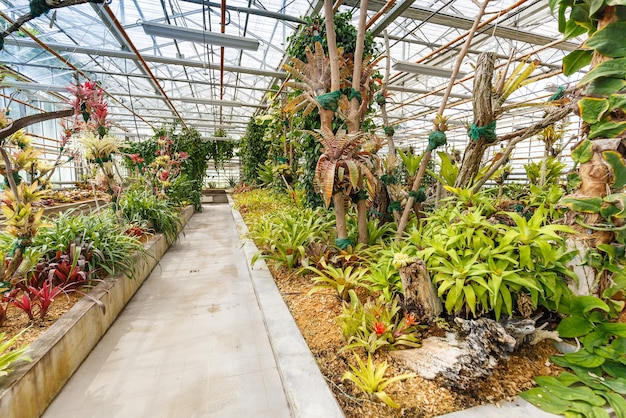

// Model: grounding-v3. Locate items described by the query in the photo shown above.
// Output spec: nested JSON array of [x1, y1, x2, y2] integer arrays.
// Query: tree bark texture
[[455, 52, 496, 189], [398, 259, 442, 322]]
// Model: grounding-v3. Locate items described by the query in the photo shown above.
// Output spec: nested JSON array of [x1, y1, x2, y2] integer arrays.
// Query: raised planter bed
[[0, 206, 193, 418], [41, 199, 109, 218], [201, 189, 228, 204]]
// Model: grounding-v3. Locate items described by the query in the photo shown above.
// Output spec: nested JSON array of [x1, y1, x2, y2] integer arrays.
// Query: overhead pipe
[[101, 5, 189, 131]]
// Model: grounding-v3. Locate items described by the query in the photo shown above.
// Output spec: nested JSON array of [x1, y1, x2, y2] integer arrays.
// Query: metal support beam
[[343, 0, 579, 51], [3, 38, 286, 79], [370, 0, 418, 37], [181, 0, 305, 24]]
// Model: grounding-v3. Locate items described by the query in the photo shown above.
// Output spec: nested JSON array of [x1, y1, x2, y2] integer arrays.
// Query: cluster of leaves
[[342, 353, 415, 409], [250, 208, 334, 270], [123, 131, 189, 202], [552, 0, 626, 138], [118, 186, 182, 244], [337, 290, 422, 354], [0, 330, 31, 378], [408, 191, 576, 319], [239, 117, 270, 185], [286, 11, 378, 61], [125, 126, 235, 211], [7, 280, 67, 321], [522, 296, 626, 417], [27, 209, 145, 280]]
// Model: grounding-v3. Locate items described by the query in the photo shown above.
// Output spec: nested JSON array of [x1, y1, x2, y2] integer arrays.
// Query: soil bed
[[271, 265, 561, 417]]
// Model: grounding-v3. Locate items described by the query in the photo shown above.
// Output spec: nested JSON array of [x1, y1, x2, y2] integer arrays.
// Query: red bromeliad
[[373, 322, 386, 336]]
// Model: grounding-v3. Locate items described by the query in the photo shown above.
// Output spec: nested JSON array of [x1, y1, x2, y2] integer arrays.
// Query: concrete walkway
[[42, 203, 340, 418], [40, 201, 559, 418]]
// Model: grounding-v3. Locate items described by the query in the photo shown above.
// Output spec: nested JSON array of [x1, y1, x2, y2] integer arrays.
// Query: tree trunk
[[398, 259, 442, 322], [566, 7, 620, 296], [332, 192, 348, 241], [455, 52, 496, 189], [567, 139, 619, 295]]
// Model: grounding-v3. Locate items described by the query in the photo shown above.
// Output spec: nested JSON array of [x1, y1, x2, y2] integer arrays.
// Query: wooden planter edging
[[0, 205, 194, 418]]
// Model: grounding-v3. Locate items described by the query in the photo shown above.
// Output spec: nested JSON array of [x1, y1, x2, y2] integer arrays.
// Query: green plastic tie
[[92, 156, 112, 166], [316, 90, 342, 112], [277, 156, 288, 163], [427, 131, 447, 151], [549, 86, 565, 102], [345, 88, 362, 103], [29, 0, 50, 17], [383, 126, 395, 137], [468, 121, 497, 143], [335, 238, 353, 250], [312, 35, 324, 44], [352, 189, 368, 202], [409, 189, 426, 203], [380, 174, 397, 185], [388, 201, 402, 212], [375, 93, 386, 106]]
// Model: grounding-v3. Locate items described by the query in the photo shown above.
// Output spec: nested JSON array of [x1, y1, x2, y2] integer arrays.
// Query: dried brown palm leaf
[[314, 156, 337, 207]]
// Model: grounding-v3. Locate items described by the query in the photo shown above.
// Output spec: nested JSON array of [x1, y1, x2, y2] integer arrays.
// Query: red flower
[[373, 322, 386, 336], [178, 151, 189, 160], [160, 170, 169, 181], [404, 312, 418, 327], [130, 154, 144, 164]]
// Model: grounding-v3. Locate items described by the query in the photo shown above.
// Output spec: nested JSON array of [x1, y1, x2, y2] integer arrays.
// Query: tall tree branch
[[1, 0, 105, 45]]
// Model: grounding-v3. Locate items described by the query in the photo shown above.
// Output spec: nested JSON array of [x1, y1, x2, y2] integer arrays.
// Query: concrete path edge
[[228, 195, 345, 418]]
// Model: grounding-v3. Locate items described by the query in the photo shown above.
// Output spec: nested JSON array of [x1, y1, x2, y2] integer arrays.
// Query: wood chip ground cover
[[271, 265, 561, 417]]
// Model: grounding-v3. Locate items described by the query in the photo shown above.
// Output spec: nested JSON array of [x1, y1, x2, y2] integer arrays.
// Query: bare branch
[[1, 1, 105, 45], [0, 109, 74, 140]]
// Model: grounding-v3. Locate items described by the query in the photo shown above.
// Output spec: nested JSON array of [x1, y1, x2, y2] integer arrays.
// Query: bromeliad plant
[[342, 353, 416, 409], [283, 0, 382, 246], [249, 207, 334, 270], [337, 290, 422, 353], [28, 209, 145, 280], [0, 330, 31, 378], [409, 193, 576, 319], [303, 260, 369, 300], [118, 186, 182, 244]]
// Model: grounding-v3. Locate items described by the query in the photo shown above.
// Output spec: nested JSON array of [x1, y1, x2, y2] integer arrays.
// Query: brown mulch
[[1, 292, 83, 348], [271, 266, 561, 418]]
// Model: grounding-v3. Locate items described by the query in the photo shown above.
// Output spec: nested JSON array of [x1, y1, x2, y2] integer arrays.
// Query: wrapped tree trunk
[[455, 52, 496, 188]]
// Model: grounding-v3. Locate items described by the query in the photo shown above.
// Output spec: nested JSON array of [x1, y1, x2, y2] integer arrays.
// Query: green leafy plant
[[427, 151, 459, 188], [118, 187, 182, 244], [524, 157, 567, 187], [0, 329, 31, 377], [521, 295, 626, 417], [363, 259, 403, 303], [410, 198, 576, 319], [239, 117, 270, 185], [303, 261, 368, 300], [249, 208, 333, 270], [561, 193, 626, 244], [338, 291, 422, 353], [342, 353, 415, 409], [397, 148, 421, 177], [30, 209, 145, 280]]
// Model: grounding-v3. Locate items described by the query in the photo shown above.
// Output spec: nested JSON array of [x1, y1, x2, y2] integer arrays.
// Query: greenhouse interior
[[1, 0, 626, 417]]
